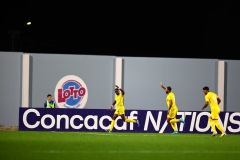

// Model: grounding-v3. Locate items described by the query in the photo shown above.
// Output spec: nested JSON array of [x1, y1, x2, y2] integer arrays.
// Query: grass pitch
[[0, 131, 239, 160]]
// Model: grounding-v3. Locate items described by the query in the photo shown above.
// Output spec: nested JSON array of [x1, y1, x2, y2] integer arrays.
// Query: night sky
[[1, 1, 240, 59]]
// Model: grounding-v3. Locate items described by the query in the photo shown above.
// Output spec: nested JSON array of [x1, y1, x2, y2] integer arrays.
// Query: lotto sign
[[54, 75, 88, 108]]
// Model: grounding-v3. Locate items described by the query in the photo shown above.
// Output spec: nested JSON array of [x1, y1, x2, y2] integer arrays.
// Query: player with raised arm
[[160, 82, 185, 134], [105, 85, 139, 133], [201, 86, 226, 137]]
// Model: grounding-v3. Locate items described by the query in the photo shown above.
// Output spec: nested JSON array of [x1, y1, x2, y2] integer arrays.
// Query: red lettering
[[78, 87, 86, 96], [58, 89, 65, 102], [58, 86, 86, 102]]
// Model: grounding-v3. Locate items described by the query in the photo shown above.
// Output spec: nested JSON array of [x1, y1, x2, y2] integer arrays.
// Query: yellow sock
[[214, 120, 225, 133], [170, 119, 180, 123], [125, 119, 136, 123], [109, 120, 115, 131], [208, 119, 216, 133], [170, 122, 178, 131]]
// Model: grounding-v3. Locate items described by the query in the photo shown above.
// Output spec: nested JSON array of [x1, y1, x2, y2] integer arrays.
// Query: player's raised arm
[[119, 88, 125, 95], [115, 85, 125, 95], [160, 82, 166, 90]]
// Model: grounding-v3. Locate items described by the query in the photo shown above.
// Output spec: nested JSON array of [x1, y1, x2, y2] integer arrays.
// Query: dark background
[[1, 1, 240, 59]]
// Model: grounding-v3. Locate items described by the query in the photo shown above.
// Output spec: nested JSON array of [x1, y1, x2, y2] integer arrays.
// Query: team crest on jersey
[[55, 75, 88, 108]]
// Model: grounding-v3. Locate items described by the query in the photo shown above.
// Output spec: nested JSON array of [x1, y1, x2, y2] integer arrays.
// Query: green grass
[[0, 131, 239, 160]]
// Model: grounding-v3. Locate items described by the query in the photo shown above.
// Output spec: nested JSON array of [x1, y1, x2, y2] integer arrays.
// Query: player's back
[[206, 92, 219, 109]]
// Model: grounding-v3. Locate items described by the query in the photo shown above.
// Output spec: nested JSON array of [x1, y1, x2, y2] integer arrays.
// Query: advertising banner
[[19, 108, 240, 134]]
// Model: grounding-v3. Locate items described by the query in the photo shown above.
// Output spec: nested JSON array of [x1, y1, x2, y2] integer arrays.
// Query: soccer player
[[160, 82, 185, 134], [201, 86, 226, 137], [106, 85, 139, 133]]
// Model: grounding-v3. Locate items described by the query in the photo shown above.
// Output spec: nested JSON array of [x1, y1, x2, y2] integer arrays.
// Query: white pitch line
[[47, 132, 232, 139], [79, 132, 159, 136], [78, 132, 221, 138]]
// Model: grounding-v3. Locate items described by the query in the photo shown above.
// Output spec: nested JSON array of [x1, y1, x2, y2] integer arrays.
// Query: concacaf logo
[[54, 75, 88, 108]]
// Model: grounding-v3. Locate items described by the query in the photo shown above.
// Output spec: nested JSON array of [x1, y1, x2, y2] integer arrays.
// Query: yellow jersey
[[205, 91, 220, 110], [115, 93, 124, 107], [166, 92, 178, 109]]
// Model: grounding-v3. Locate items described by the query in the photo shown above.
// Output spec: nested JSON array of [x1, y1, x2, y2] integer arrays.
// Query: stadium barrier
[[19, 108, 240, 134]]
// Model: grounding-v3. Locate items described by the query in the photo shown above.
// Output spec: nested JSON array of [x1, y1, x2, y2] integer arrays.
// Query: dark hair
[[203, 86, 209, 90], [47, 94, 52, 97], [167, 86, 172, 91]]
